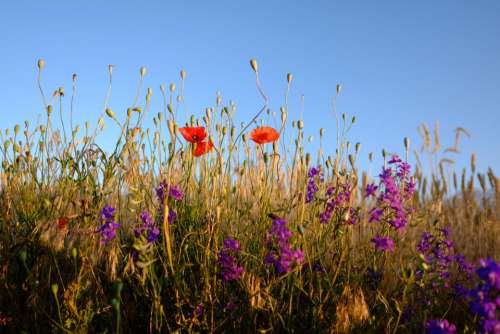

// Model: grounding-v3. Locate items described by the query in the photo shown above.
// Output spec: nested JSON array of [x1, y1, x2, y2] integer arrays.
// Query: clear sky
[[1, 1, 499, 175]]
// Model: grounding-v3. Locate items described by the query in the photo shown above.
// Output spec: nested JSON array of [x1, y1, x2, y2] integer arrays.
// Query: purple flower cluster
[[319, 182, 358, 225], [217, 238, 244, 283], [467, 258, 500, 333], [371, 235, 395, 253], [425, 319, 457, 334], [134, 210, 160, 244], [417, 227, 473, 289], [156, 182, 183, 224], [368, 155, 415, 232], [306, 166, 323, 203], [264, 217, 304, 274], [97, 204, 120, 244], [156, 182, 184, 202], [368, 156, 416, 253]]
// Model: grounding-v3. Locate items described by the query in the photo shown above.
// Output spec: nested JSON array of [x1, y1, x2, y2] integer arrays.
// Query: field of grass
[[0, 59, 498, 333]]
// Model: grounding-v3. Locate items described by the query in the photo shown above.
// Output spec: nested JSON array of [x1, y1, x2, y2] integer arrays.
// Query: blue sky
[[1, 1, 499, 175]]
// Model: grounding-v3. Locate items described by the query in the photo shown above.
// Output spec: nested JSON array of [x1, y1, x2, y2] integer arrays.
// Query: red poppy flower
[[193, 140, 214, 157], [57, 217, 68, 230], [250, 126, 280, 144], [179, 127, 207, 143]]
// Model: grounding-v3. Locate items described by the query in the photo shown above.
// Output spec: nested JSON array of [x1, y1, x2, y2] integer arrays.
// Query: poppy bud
[[355, 142, 361, 154], [37, 58, 45, 70], [169, 83, 176, 92], [167, 120, 175, 138], [140, 66, 147, 78], [349, 154, 356, 169], [287, 73, 293, 84], [71, 247, 78, 259], [336, 84, 342, 95], [14, 125, 20, 135], [263, 152, 269, 164], [368, 152, 373, 162], [51, 283, 59, 296], [160, 84, 166, 93], [231, 126, 236, 138], [72, 73, 77, 82], [127, 108, 133, 119], [167, 103, 173, 114], [298, 120, 304, 130], [47, 105, 53, 116], [242, 134, 247, 143], [106, 108, 115, 119], [320, 128, 325, 137], [351, 116, 356, 124], [308, 135, 313, 142], [250, 59, 258, 73], [216, 95, 222, 106], [305, 153, 311, 166], [180, 69, 186, 80], [146, 88, 152, 102], [404, 137, 410, 151], [108, 64, 113, 76]]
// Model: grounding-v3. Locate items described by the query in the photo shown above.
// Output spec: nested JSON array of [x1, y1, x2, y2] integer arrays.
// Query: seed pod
[[14, 125, 20, 135], [368, 152, 373, 162], [105, 108, 115, 118], [216, 95, 222, 106], [169, 83, 176, 92], [37, 59, 45, 70], [336, 84, 342, 95], [320, 128, 325, 137], [308, 135, 313, 142], [47, 105, 53, 116], [250, 59, 258, 73], [127, 108, 133, 119], [167, 119, 175, 138], [108, 64, 113, 76], [305, 153, 311, 166], [140, 66, 147, 78], [98, 117, 105, 129], [471, 153, 477, 174], [298, 120, 304, 130], [231, 126, 236, 138], [287, 73, 293, 84], [146, 88, 152, 102], [180, 69, 186, 80], [351, 116, 356, 124], [160, 84, 166, 94], [72, 73, 77, 82]]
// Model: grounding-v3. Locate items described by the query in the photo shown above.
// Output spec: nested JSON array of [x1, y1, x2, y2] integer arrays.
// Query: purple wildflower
[[134, 210, 160, 244], [217, 237, 244, 283], [265, 216, 304, 274], [306, 166, 323, 203], [156, 181, 184, 202], [388, 155, 402, 164], [97, 205, 120, 244], [365, 183, 378, 197], [371, 235, 395, 252], [425, 319, 457, 334]]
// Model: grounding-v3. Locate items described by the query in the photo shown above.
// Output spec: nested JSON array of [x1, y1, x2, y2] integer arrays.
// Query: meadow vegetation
[[0, 59, 498, 333]]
